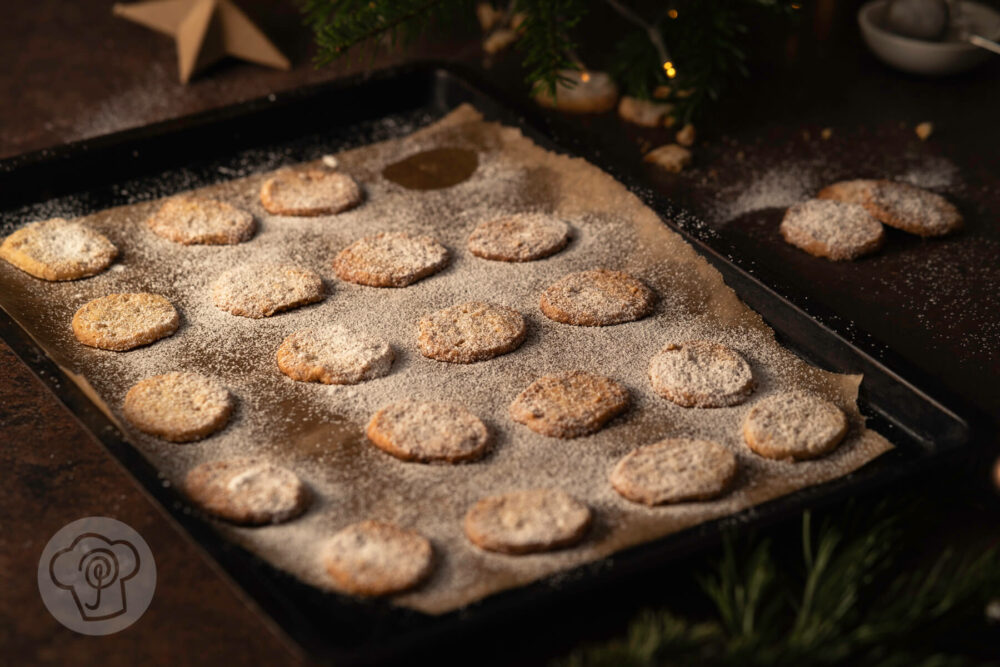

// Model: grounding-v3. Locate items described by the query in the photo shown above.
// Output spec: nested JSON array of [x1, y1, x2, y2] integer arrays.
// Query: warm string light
[[668, 9, 678, 19], [663, 61, 677, 78], [580, 71, 591, 82]]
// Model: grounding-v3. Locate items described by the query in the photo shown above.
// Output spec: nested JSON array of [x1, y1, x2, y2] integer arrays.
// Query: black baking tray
[[0, 63, 977, 664]]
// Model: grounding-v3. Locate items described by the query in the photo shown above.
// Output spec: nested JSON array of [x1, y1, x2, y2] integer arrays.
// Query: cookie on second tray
[[780, 199, 884, 261]]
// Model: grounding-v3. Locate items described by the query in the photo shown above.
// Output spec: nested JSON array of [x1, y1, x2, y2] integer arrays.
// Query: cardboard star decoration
[[113, 0, 291, 84]]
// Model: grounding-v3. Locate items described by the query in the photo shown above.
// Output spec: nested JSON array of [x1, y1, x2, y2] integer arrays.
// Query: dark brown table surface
[[2, 1, 999, 665]]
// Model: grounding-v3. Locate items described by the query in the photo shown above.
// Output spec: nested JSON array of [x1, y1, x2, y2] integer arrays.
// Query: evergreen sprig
[[560, 502, 1000, 667], [300, 0, 799, 120]]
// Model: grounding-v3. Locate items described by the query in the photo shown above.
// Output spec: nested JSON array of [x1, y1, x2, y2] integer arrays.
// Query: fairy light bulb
[[663, 61, 677, 78], [581, 71, 591, 82], [668, 9, 678, 18]]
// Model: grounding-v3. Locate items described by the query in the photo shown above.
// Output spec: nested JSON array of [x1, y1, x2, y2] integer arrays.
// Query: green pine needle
[[559, 501, 1000, 667]]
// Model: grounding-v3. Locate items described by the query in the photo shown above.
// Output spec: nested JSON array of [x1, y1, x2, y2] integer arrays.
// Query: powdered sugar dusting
[[0, 105, 893, 614]]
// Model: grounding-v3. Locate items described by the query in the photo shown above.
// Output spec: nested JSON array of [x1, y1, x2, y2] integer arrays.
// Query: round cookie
[[509, 370, 629, 438], [780, 199, 884, 261], [742, 391, 849, 461], [147, 195, 255, 245], [540, 269, 655, 326], [322, 520, 434, 596], [417, 301, 526, 363], [277, 326, 393, 385], [123, 372, 233, 443], [0, 218, 117, 281], [366, 400, 490, 463], [72, 293, 180, 351], [184, 458, 311, 525], [818, 179, 962, 237], [333, 232, 449, 288], [260, 168, 363, 217], [648, 340, 755, 408], [467, 213, 571, 262], [533, 69, 619, 113], [816, 179, 878, 207], [464, 489, 591, 554], [212, 263, 324, 318], [610, 438, 739, 506]]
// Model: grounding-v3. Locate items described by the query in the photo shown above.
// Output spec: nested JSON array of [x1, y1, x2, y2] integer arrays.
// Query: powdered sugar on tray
[[0, 105, 892, 614]]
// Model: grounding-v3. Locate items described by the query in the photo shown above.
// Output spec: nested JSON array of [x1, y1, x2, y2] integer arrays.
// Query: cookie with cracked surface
[[648, 340, 755, 408], [464, 489, 591, 554], [322, 520, 434, 596], [818, 179, 962, 237], [0, 218, 117, 281], [212, 263, 324, 318], [123, 372, 233, 443], [540, 269, 654, 326], [277, 326, 393, 385], [366, 400, 490, 463], [72, 293, 180, 351], [742, 391, 848, 461], [780, 199, 884, 261], [467, 213, 570, 262], [260, 168, 363, 216], [184, 458, 311, 525], [610, 438, 738, 505], [147, 195, 255, 245], [333, 232, 448, 288], [509, 370, 629, 438], [418, 301, 526, 363]]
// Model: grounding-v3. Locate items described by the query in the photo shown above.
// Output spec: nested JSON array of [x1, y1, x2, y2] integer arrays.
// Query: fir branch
[[513, 0, 589, 98], [559, 501, 1000, 667]]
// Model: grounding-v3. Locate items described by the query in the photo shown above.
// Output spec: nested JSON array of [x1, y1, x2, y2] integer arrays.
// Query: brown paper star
[[113, 0, 291, 84]]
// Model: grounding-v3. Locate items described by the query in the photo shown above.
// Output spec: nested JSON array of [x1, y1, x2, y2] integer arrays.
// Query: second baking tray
[[0, 63, 973, 664]]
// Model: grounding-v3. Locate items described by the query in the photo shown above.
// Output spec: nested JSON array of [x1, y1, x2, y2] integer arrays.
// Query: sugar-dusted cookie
[[533, 69, 619, 113], [818, 179, 962, 237], [72, 293, 180, 351], [184, 458, 311, 525], [816, 179, 878, 207], [322, 520, 434, 596], [780, 199, 884, 261], [333, 232, 448, 288], [0, 218, 117, 281], [277, 325, 393, 385], [147, 195, 255, 245], [742, 391, 848, 461], [540, 269, 654, 326], [212, 263, 324, 318], [464, 489, 591, 554], [648, 340, 755, 408], [366, 400, 490, 463], [509, 370, 629, 438], [123, 372, 233, 443], [467, 213, 571, 262], [260, 168, 363, 217], [417, 301, 526, 363], [610, 438, 738, 505]]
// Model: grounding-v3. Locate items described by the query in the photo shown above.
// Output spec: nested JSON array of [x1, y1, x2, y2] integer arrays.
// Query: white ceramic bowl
[[859, 0, 1000, 75]]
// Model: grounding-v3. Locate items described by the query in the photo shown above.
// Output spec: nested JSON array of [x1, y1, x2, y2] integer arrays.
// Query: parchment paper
[[0, 105, 892, 614]]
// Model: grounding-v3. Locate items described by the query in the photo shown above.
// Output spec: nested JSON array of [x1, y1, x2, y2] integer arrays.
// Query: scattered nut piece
[[675, 123, 696, 147], [321, 155, 339, 170], [510, 12, 526, 30], [483, 28, 517, 54], [821, 128, 833, 140], [477, 3, 500, 31], [643, 144, 692, 173], [675, 88, 695, 99], [915, 122, 934, 140], [618, 96, 674, 128], [652, 85, 672, 99]]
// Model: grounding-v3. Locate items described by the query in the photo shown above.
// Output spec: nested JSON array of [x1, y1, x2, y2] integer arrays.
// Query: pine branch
[[513, 0, 589, 98]]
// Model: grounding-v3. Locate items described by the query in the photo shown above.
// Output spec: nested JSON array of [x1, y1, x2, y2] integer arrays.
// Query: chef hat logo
[[48, 532, 141, 622]]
